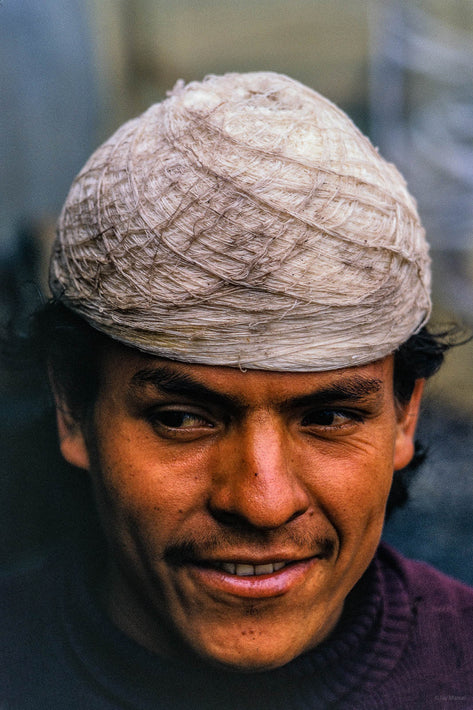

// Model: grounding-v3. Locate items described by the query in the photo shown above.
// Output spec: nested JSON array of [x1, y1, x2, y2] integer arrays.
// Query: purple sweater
[[2, 543, 473, 709]]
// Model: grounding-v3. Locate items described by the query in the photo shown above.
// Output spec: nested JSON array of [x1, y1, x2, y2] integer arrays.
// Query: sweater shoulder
[[379, 542, 473, 613], [341, 545, 473, 709], [377, 541, 473, 692]]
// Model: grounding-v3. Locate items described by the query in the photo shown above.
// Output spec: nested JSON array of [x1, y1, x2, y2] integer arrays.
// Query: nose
[[208, 414, 310, 530]]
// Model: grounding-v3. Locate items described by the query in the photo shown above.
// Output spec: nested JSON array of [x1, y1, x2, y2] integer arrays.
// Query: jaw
[[98, 504, 387, 671], [97, 498, 386, 672]]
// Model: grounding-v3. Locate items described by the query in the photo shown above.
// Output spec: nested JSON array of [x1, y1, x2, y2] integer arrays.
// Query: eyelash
[[300, 408, 365, 430], [147, 407, 214, 431], [146, 404, 365, 435]]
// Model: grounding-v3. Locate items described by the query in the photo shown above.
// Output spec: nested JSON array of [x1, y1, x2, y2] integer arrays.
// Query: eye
[[300, 408, 363, 429], [148, 408, 215, 431]]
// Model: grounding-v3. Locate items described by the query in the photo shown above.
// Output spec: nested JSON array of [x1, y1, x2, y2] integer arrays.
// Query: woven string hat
[[50, 71, 431, 371]]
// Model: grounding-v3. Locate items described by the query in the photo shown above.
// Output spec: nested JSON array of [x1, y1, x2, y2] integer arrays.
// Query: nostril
[[208, 505, 305, 532], [287, 509, 305, 524], [208, 507, 255, 530]]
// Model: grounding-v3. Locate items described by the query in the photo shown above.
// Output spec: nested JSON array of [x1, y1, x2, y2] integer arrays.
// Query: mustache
[[164, 529, 335, 566]]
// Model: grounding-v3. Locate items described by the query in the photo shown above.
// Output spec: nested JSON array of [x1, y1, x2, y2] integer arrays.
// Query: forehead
[[99, 342, 395, 404]]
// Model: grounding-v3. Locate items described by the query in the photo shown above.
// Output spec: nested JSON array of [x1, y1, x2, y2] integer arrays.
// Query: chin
[[206, 653, 293, 674], [188, 635, 305, 674]]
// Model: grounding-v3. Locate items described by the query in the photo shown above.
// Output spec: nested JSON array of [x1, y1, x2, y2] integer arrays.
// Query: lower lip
[[186, 558, 322, 599]]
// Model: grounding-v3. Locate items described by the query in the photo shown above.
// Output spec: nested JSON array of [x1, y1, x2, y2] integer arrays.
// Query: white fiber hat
[[50, 72, 431, 371]]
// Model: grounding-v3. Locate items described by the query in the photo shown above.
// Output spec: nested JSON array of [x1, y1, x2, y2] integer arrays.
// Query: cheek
[[89, 420, 212, 538], [305, 438, 395, 536], [307, 442, 394, 589]]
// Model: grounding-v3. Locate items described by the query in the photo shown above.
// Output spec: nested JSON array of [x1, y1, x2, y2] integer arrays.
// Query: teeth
[[235, 564, 254, 576], [215, 561, 288, 576], [220, 562, 236, 574], [254, 563, 274, 575]]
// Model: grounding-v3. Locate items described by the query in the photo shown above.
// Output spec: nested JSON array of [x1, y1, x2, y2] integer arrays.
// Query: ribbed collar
[[61, 544, 413, 709]]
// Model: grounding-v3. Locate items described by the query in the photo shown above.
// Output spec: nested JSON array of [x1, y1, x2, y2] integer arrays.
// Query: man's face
[[58, 346, 422, 671]]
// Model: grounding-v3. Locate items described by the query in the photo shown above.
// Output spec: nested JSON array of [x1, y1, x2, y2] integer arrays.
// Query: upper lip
[[189, 552, 321, 566]]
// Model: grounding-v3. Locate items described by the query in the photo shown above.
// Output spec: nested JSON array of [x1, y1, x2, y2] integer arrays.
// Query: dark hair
[[387, 323, 465, 516], [6, 300, 466, 516]]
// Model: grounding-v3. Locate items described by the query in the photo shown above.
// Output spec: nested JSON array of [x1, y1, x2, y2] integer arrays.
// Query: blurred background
[[1, 0, 472, 581]]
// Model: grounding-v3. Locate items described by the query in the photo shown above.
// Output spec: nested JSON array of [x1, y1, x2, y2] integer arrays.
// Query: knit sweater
[[1, 543, 473, 710]]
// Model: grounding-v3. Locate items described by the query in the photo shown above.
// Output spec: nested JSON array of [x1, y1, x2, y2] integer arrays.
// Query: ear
[[54, 393, 91, 471], [393, 379, 425, 471]]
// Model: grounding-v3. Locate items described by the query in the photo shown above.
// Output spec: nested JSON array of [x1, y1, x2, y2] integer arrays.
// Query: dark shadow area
[[383, 399, 473, 585], [0, 406, 100, 571]]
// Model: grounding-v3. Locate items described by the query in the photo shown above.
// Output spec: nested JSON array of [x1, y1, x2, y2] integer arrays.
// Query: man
[[2, 72, 473, 709]]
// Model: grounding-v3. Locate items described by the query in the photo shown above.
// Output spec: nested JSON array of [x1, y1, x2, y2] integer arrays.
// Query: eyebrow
[[282, 377, 384, 411], [129, 366, 244, 412], [129, 365, 384, 413]]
